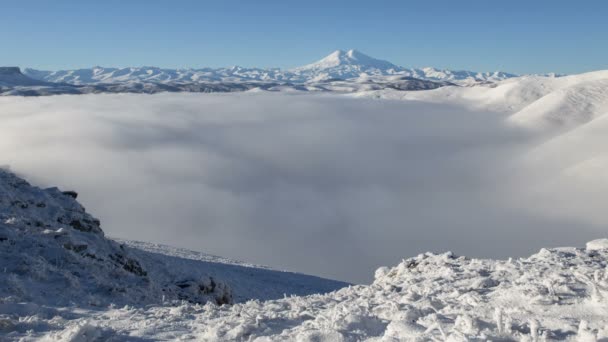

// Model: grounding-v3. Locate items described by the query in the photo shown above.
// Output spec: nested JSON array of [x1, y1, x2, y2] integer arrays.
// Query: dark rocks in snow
[[109, 252, 147, 277], [69, 218, 101, 233], [62, 190, 78, 199], [63, 242, 88, 253], [173, 277, 233, 305]]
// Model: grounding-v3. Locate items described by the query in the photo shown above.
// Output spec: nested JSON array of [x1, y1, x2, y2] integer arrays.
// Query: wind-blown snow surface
[[7, 241, 608, 341], [0, 88, 605, 283]]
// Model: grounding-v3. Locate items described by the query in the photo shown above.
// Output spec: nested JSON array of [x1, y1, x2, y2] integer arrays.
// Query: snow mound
[[5, 241, 607, 340], [587, 239, 608, 251]]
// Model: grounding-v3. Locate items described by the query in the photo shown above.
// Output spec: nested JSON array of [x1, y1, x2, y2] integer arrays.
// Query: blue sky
[[1, 0, 607, 74]]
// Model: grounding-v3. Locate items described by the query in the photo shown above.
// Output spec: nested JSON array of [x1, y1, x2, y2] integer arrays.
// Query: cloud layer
[[0, 93, 601, 282]]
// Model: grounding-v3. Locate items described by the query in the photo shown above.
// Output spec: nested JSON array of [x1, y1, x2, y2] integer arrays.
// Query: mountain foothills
[[1, 50, 520, 96]]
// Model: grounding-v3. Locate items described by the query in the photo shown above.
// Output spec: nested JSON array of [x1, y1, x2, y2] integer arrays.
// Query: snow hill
[[352, 69, 608, 233], [21, 50, 516, 86], [0, 168, 346, 309], [356, 70, 608, 132]]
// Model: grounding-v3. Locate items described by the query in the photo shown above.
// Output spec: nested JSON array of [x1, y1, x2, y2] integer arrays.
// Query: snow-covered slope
[[356, 70, 608, 131], [0, 168, 346, 311], [507, 71, 608, 131], [114, 239, 349, 303], [6, 238, 608, 340]]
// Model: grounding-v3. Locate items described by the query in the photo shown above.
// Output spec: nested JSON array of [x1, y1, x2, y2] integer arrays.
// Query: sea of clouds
[[0, 92, 602, 282]]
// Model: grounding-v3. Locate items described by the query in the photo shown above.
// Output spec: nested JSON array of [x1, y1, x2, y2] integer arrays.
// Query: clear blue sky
[[1, 0, 607, 74]]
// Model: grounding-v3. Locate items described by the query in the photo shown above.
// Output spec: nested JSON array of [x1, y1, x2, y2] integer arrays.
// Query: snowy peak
[[293, 49, 399, 72]]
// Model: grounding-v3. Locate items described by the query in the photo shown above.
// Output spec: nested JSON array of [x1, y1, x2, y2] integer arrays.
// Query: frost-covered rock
[[0, 168, 231, 307]]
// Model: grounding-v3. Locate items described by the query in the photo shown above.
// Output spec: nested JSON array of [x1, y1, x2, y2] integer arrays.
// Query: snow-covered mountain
[[21, 50, 518, 86], [290, 49, 402, 81], [0, 50, 523, 96], [290, 49, 517, 84], [0, 67, 50, 87], [3, 67, 450, 96]]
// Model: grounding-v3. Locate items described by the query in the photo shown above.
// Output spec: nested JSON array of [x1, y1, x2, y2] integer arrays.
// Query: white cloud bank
[[0, 92, 603, 282]]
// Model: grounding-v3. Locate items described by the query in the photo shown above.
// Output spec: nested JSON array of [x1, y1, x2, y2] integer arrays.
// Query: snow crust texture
[[7, 243, 608, 341]]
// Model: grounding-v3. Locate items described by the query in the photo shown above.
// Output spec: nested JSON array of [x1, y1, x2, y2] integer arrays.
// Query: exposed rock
[[61, 190, 78, 199], [0, 168, 232, 307]]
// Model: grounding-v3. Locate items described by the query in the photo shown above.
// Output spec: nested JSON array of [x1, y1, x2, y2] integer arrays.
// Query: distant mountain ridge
[[0, 66, 51, 87], [22, 50, 519, 85]]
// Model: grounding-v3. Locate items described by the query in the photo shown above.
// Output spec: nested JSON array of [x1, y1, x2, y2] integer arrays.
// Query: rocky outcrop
[[0, 168, 232, 306], [0, 67, 22, 75]]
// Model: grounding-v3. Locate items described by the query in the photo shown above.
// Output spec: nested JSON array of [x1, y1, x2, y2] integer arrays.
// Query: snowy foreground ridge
[[1, 170, 608, 340]]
